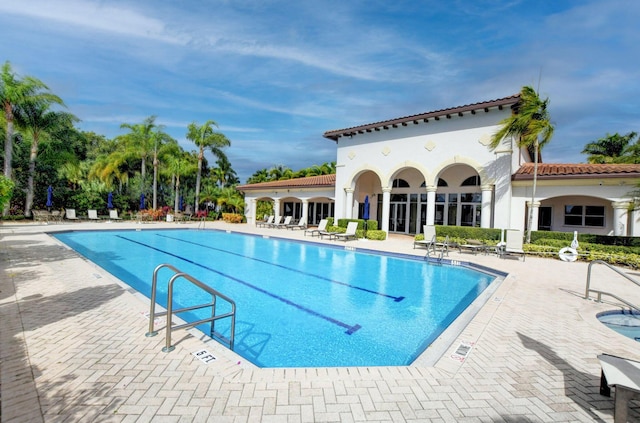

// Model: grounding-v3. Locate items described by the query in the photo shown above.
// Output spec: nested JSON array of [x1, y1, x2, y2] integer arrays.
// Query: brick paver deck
[[1, 220, 639, 422]]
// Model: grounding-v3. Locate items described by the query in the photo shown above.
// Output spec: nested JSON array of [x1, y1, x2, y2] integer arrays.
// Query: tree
[[186, 120, 231, 213], [166, 152, 197, 214], [490, 85, 554, 243], [0, 174, 14, 212], [1, 61, 60, 215], [119, 116, 173, 209], [246, 168, 270, 184], [582, 132, 640, 164], [17, 99, 77, 216]]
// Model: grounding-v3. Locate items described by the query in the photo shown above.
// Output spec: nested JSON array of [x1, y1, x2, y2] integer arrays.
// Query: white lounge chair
[[287, 217, 307, 230], [268, 216, 283, 228], [304, 219, 328, 237], [257, 216, 274, 228], [65, 208, 80, 221], [109, 210, 122, 221], [414, 225, 437, 249], [274, 216, 292, 229], [598, 353, 640, 423], [332, 221, 359, 242], [502, 229, 525, 261], [87, 209, 100, 221]]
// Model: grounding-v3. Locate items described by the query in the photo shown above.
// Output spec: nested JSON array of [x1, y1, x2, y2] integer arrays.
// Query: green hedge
[[336, 218, 378, 230]]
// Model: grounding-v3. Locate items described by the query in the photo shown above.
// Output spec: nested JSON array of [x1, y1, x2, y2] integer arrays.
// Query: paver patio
[[1, 220, 640, 422]]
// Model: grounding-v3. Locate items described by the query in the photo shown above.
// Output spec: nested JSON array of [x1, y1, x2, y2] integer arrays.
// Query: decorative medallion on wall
[[478, 134, 492, 146], [381, 146, 391, 156], [348, 151, 356, 160], [424, 140, 436, 151]]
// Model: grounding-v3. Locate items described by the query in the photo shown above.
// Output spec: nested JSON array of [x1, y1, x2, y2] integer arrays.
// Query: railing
[[146, 263, 236, 352], [425, 235, 448, 262], [585, 260, 640, 312]]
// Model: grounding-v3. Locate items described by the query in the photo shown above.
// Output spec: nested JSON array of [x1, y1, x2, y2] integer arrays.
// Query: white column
[[632, 204, 640, 237], [426, 186, 436, 227], [481, 185, 493, 228], [274, 199, 281, 219], [250, 198, 257, 225], [612, 201, 630, 236], [381, 187, 391, 234], [301, 199, 309, 224], [526, 200, 540, 232], [345, 188, 354, 219]]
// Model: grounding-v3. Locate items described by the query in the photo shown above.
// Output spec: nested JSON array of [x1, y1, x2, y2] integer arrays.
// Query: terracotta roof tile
[[237, 174, 336, 190], [323, 94, 521, 141], [513, 163, 640, 180]]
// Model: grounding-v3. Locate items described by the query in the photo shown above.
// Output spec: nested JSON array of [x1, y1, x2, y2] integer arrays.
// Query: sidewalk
[[1, 220, 639, 422]]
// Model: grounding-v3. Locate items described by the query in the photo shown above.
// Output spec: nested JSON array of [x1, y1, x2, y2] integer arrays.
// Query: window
[[437, 178, 448, 187], [392, 178, 410, 188], [564, 205, 605, 227], [461, 175, 481, 186]]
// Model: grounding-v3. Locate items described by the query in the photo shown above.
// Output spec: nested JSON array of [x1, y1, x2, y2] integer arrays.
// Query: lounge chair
[[332, 221, 359, 242], [274, 216, 292, 229], [109, 210, 122, 221], [257, 216, 274, 228], [32, 210, 50, 223], [268, 216, 283, 228], [87, 209, 100, 221], [459, 239, 487, 255], [50, 210, 63, 223], [65, 208, 80, 221], [304, 219, 328, 237], [598, 353, 640, 423], [414, 225, 437, 249], [287, 217, 307, 230], [502, 229, 525, 261]]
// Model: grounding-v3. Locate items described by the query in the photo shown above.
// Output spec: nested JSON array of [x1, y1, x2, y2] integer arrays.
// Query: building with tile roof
[[238, 95, 640, 237]]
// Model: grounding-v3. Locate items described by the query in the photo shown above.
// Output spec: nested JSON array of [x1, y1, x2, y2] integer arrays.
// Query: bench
[[598, 353, 640, 422]]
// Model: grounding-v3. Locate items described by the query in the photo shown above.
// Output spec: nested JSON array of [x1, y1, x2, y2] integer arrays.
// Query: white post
[[481, 185, 493, 228], [381, 187, 391, 234], [426, 186, 437, 226], [345, 188, 354, 219]]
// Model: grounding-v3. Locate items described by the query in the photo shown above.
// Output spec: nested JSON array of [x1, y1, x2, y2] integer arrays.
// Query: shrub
[[222, 213, 243, 223], [366, 230, 386, 240]]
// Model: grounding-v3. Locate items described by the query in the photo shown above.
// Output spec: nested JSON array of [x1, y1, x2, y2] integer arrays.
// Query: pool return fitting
[[146, 263, 237, 353]]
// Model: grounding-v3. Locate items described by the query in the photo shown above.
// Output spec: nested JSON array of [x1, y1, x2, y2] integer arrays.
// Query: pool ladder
[[425, 235, 449, 263], [585, 260, 640, 312], [145, 263, 236, 352]]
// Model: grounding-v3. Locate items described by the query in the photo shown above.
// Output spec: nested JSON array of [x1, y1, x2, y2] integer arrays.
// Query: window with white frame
[[564, 205, 605, 227]]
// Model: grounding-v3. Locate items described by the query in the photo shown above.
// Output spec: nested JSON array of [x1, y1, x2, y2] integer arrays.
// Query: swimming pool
[[53, 229, 499, 367]]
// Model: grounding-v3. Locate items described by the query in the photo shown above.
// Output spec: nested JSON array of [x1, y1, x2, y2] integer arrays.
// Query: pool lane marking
[[117, 235, 361, 335], [157, 233, 405, 303]]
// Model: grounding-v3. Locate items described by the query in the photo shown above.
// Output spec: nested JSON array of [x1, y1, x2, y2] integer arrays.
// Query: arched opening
[[434, 164, 483, 227], [385, 168, 425, 234]]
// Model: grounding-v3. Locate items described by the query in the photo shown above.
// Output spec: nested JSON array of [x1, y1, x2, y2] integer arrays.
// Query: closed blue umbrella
[[179, 195, 184, 212], [140, 193, 145, 210], [107, 192, 113, 209], [46, 185, 53, 208]]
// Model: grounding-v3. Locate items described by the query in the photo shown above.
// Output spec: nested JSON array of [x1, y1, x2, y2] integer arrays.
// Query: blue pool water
[[598, 310, 640, 341], [53, 229, 497, 368]]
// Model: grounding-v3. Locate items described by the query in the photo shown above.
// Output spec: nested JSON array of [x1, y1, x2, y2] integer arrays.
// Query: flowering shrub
[[222, 213, 243, 223]]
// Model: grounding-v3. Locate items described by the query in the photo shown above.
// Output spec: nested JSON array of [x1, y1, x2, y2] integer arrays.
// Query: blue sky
[[1, 0, 638, 183]]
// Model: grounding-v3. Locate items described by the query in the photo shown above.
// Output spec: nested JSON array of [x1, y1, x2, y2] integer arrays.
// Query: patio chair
[[502, 229, 525, 261], [287, 217, 307, 230], [268, 216, 283, 228], [332, 221, 359, 242], [459, 239, 487, 255], [598, 353, 640, 423], [65, 208, 80, 221], [109, 210, 122, 221], [414, 225, 437, 249], [274, 216, 292, 229], [32, 210, 51, 223], [87, 209, 100, 221], [257, 215, 274, 228], [50, 210, 63, 223], [304, 219, 328, 237]]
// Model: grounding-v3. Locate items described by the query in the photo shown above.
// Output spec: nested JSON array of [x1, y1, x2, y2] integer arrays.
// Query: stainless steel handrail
[[146, 263, 236, 353], [585, 259, 640, 312]]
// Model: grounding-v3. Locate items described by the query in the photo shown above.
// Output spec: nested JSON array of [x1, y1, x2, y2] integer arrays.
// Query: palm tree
[[246, 168, 270, 184], [490, 85, 554, 244], [1, 61, 61, 215], [16, 99, 77, 216], [166, 152, 197, 214], [186, 120, 231, 213], [582, 132, 640, 164], [119, 116, 173, 209]]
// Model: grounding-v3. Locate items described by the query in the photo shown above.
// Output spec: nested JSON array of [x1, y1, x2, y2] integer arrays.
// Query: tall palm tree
[[246, 168, 270, 184], [119, 116, 173, 209], [186, 120, 231, 213], [582, 132, 639, 164], [490, 85, 554, 243], [16, 100, 77, 216], [1, 61, 61, 214], [166, 152, 197, 214]]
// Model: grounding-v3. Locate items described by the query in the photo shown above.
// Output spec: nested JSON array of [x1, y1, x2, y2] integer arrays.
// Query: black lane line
[[158, 233, 405, 303], [118, 235, 361, 335]]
